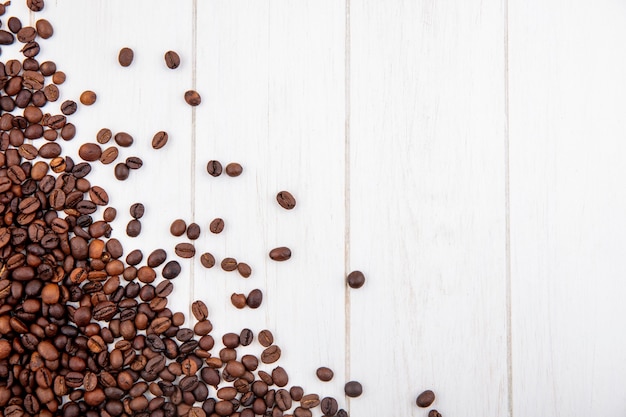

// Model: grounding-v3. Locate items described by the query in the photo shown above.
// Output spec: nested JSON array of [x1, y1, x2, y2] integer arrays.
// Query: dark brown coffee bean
[[118, 47, 134, 67], [289, 386, 304, 402], [36, 19, 53, 38], [96, 128, 112, 144], [164, 51, 180, 69], [114, 163, 130, 180], [276, 191, 296, 209], [175, 243, 195, 258], [0, 30, 14, 45], [27, 0, 45, 12], [60, 100, 77, 115], [416, 390, 435, 408], [89, 185, 109, 205], [100, 146, 118, 164], [321, 397, 338, 416], [125, 156, 143, 169], [152, 131, 168, 149], [261, 345, 280, 364], [147, 249, 167, 267], [52, 71, 65, 84], [192, 300, 209, 321], [347, 270, 365, 289], [126, 219, 141, 237], [246, 289, 263, 309], [194, 319, 213, 336], [225, 162, 243, 177], [130, 202, 145, 219], [230, 293, 246, 309], [78, 143, 102, 161], [17, 26, 37, 42], [170, 219, 186, 236], [316, 366, 334, 382], [272, 366, 288, 387], [184, 90, 201, 106], [258, 330, 273, 347], [236, 262, 252, 278], [269, 247, 291, 261], [114, 131, 133, 147], [344, 380, 362, 397], [186, 223, 200, 240], [162, 260, 181, 279], [209, 218, 224, 234], [207, 160, 222, 177], [300, 394, 320, 409], [43, 84, 59, 101], [80, 90, 96, 105], [8, 17, 22, 33], [221, 257, 237, 272], [200, 252, 215, 268]]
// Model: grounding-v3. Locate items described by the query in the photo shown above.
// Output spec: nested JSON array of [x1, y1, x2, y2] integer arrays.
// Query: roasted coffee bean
[[126, 219, 141, 237], [118, 47, 134, 67], [258, 330, 274, 347], [152, 131, 168, 149], [225, 162, 243, 177], [99, 146, 118, 164], [184, 90, 201, 106], [60, 100, 77, 115], [126, 156, 143, 169], [170, 219, 186, 236], [200, 252, 215, 268], [207, 160, 222, 177], [80, 90, 96, 105], [193, 320, 213, 336], [300, 394, 320, 409], [316, 367, 334, 381], [261, 345, 281, 364], [191, 300, 208, 321], [78, 143, 102, 161], [272, 366, 289, 387], [428, 410, 442, 417], [236, 262, 251, 278], [269, 246, 291, 261], [35, 19, 54, 38], [114, 132, 133, 147], [162, 261, 181, 279], [290, 386, 304, 402], [246, 289, 263, 309], [416, 390, 435, 408], [27, 0, 45, 12], [8, 17, 22, 33], [347, 270, 365, 289], [0, 30, 14, 45], [186, 223, 201, 240], [96, 128, 112, 144], [130, 202, 145, 219], [114, 163, 130, 180], [209, 218, 224, 234], [221, 257, 237, 272], [344, 380, 362, 397], [321, 397, 339, 416], [239, 328, 253, 346], [230, 293, 246, 309], [164, 51, 180, 69], [147, 249, 167, 267], [276, 191, 296, 209], [52, 71, 65, 84], [175, 243, 195, 258]]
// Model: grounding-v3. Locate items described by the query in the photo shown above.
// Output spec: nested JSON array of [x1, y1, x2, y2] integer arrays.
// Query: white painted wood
[[349, 1, 509, 416], [509, 1, 626, 416]]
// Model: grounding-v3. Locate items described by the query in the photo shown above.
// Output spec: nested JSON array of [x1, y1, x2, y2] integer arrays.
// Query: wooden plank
[[349, 1, 508, 416], [509, 1, 626, 415], [195, 0, 347, 407]]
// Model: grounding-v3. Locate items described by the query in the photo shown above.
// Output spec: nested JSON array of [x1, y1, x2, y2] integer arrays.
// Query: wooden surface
[[7, 0, 626, 415]]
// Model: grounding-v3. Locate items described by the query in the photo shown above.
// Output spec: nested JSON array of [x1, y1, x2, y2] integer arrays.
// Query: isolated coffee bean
[[207, 160, 222, 177], [114, 163, 130, 180], [416, 390, 435, 408], [170, 219, 187, 236], [126, 156, 143, 169], [80, 90, 96, 105], [175, 243, 195, 258], [96, 128, 112, 144], [209, 218, 224, 234], [200, 252, 216, 269], [344, 381, 362, 397], [130, 202, 145, 219], [118, 47, 134, 67], [60, 100, 77, 115], [221, 258, 237, 272], [230, 293, 246, 309], [269, 247, 291, 261], [184, 90, 201, 106], [126, 219, 141, 237], [236, 262, 251, 278], [164, 51, 180, 69], [152, 131, 168, 149], [114, 131, 133, 147], [316, 367, 334, 382], [8, 17, 22, 33], [272, 366, 289, 387], [225, 162, 242, 177], [258, 330, 273, 347], [35, 19, 54, 38], [347, 270, 365, 289], [186, 223, 200, 240], [276, 191, 296, 209]]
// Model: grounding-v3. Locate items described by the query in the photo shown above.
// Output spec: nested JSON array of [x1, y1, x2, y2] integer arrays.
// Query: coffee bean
[[126, 156, 143, 169], [35, 19, 54, 38], [80, 90, 96, 105], [147, 249, 167, 267], [114, 163, 130, 180], [269, 247, 291, 261], [118, 47, 134, 67], [225, 162, 243, 177], [236, 262, 251, 278], [207, 160, 222, 177], [343, 380, 363, 398], [114, 132, 134, 147], [347, 270, 365, 289], [130, 202, 145, 219], [152, 131, 168, 149], [221, 257, 237, 272], [230, 293, 246, 309], [192, 301, 209, 321], [316, 367, 334, 382], [260, 345, 280, 364], [27, 0, 45, 12], [78, 143, 102, 161], [0, 30, 14, 45], [96, 128, 112, 144], [162, 261, 181, 279], [184, 90, 201, 106], [186, 223, 201, 240], [164, 51, 181, 69], [8, 17, 22, 33], [209, 218, 224, 234], [272, 366, 289, 387], [170, 219, 186, 236], [60, 99, 77, 115], [258, 330, 274, 347], [321, 397, 339, 416], [428, 410, 442, 417], [200, 252, 215, 269], [52, 71, 65, 84], [126, 219, 141, 237], [175, 243, 195, 258], [300, 394, 320, 409], [100, 146, 119, 165], [276, 190, 296, 209], [416, 390, 435, 408]]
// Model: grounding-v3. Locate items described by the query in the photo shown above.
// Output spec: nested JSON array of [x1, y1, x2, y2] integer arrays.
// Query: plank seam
[[344, 0, 352, 412], [190, 0, 198, 319]]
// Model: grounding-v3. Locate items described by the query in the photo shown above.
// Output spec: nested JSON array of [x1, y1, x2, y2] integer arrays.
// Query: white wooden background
[[5, 0, 626, 415]]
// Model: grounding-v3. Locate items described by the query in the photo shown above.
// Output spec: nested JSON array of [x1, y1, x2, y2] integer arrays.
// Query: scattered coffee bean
[[36, 19, 54, 38], [152, 130, 169, 149], [207, 160, 222, 177], [258, 330, 274, 347], [175, 242, 196, 258], [114, 162, 130, 180], [80, 90, 97, 105], [78, 143, 102, 162], [99, 146, 119, 165], [125, 156, 143, 169], [170, 219, 187, 236], [221, 257, 237, 272], [52, 70, 65, 84], [60, 99, 77, 115], [246, 289, 263, 309], [118, 47, 134, 67], [164, 50, 181, 69], [192, 301, 209, 321], [130, 202, 145, 219], [187, 222, 201, 240], [276, 190, 296, 209], [344, 381, 363, 397], [261, 345, 281, 364], [225, 162, 243, 177], [209, 217, 224, 234], [27, 0, 45, 12], [321, 397, 339, 416], [429, 410, 442, 417], [269, 246, 291, 261], [97, 127, 112, 144], [185, 90, 201, 106], [347, 270, 365, 289], [200, 252, 216, 269], [316, 367, 334, 381], [231, 293, 247, 309], [114, 131, 134, 147], [126, 219, 141, 237], [416, 390, 436, 408], [237, 262, 251, 278]]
